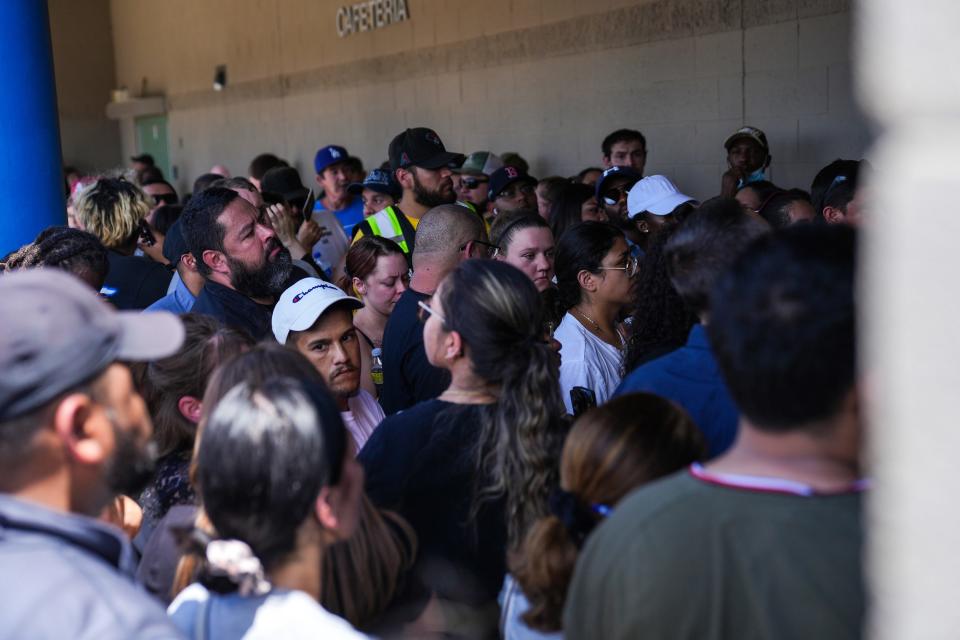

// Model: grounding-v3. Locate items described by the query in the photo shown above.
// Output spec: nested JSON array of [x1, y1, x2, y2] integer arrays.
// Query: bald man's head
[[412, 204, 485, 269]]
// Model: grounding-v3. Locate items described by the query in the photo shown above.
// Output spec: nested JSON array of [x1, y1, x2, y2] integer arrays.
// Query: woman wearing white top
[[167, 376, 367, 639], [553, 222, 637, 413]]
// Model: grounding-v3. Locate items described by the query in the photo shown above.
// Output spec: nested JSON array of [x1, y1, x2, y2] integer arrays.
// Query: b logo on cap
[[505, 167, 519, 179]]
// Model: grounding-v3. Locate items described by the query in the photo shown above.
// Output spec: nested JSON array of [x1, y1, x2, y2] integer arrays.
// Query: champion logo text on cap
[[292, 282, 338, 303]]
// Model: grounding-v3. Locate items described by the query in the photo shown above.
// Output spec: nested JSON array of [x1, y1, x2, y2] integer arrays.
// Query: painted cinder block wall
[[105, 0, 867, 200]]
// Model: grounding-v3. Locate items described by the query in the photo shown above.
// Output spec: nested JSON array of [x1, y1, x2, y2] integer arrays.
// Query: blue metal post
[[0, 0, 65, 256]]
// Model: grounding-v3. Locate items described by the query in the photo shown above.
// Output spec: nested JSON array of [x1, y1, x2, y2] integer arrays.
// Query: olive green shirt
[[564, 470, 864, 640]]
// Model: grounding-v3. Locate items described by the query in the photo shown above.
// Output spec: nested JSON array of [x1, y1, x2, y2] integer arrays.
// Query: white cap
[[627, 175, 697, 218], [272, 278, 363, 344]]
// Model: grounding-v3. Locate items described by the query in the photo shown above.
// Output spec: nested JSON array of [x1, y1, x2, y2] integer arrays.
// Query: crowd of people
[[1, 123, 866, 639]]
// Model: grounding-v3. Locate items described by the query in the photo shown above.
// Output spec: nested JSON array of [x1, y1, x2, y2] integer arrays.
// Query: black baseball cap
[[261, 166, 311, 205], [162, 218, 189, 266], [131, 153, 155, 165], [0, 270, 184, 421], [388, 128, 464, 172], [488, 166, 537, 200]]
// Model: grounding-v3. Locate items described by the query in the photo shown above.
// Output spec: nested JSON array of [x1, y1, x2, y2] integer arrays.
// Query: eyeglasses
[[417, 299, 446, 324], [460, 176, 489, 189], [459, 239, 499, 258], [601, 185, 632, 207], [597, 254, 639, 278]]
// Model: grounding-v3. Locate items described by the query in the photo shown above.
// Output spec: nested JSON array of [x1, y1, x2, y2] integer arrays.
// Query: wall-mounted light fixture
[[213, 65, 227, 91]]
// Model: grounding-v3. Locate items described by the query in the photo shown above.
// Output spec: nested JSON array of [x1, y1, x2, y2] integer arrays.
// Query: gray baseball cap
[[0, 269, 185, 421]]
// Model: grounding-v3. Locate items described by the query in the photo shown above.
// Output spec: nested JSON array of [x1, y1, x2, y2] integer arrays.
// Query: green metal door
[[134, 115, 170, 178]]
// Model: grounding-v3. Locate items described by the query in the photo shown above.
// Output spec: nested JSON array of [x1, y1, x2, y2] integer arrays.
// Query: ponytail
[[441, 260, 568, 550], [511, 515, 579, 632]]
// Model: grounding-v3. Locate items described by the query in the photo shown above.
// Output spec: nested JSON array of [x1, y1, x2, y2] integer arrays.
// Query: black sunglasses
[[460, 176, 489, 189], [153, 193, 178, 206]]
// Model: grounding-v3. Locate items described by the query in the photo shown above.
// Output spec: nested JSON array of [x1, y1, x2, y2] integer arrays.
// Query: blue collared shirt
[[614, 324, 739, 457], [144, 273, 197, 314]]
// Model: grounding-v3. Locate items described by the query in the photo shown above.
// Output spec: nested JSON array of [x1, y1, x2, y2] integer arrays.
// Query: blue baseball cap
[[595, 166, 642, 201], [347, 168, 401, 198], [314, 145, 349, 175]]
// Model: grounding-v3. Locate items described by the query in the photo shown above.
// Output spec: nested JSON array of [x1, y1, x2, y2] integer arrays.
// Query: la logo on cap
[[330, 148, 341, 158], [505, 167, 519, 179]]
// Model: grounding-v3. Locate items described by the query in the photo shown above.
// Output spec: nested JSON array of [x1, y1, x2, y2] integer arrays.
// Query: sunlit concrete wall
[[107, 0, 865, 199], [49, 0, 120, 172]]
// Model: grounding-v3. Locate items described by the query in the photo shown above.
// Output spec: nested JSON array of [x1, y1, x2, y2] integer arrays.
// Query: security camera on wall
[[213, 65, 227, 91]]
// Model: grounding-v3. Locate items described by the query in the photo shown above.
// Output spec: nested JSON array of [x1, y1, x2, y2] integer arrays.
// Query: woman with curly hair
[[622, 221, 697, 373]]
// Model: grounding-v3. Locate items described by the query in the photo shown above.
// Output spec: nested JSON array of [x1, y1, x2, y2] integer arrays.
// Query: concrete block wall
[[49, 0, 120, 172], [105, 0, 868, 200]]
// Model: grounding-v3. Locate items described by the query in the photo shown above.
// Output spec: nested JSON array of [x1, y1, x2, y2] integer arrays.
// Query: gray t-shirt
[[564, 469, 865, 640]]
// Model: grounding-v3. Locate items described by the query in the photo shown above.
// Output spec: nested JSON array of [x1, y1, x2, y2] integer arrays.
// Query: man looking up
[[313, 144, 364, 239], [0, 269, 185, 638], [352, 127, 464, 257], [567, 224, 863, 640], [601, 128, 647, 175], [380, 203, 489, 415], [182, 186, 293, 340], [721, 126, 771, 198], [272, 279, 385, 451]]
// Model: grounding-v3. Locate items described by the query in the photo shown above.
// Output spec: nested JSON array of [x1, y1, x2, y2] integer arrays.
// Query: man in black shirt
[[72, 178, 172, 309], [181, 187, 293, 340], [380, 203, 489, 415]]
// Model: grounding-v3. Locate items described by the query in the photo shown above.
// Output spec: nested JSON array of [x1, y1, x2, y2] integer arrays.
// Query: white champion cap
[[627, 175, 697, 218], [272, 278, 363, 344]]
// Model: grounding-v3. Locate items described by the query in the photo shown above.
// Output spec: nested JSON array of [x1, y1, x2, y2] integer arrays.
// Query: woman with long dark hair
[[553, 222, 636, 413], [548, 183, 606, 242], [359, 259, 567, 636]]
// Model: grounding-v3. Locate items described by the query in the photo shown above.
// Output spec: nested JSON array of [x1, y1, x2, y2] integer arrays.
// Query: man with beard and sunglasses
[[351, 127, 464, 258], [0, 269, 185, 638], [182, 186, 295, 340], [272, 278, 385, 451]]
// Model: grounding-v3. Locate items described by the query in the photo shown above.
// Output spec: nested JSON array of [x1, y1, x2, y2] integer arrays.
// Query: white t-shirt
[[554, 312, 624, 414], [168, 583, 367, 640], [341, 389, 385, 452], [309, 210, 350, 277]]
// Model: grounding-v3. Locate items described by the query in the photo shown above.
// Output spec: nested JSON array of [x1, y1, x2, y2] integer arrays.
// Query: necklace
[[572, 307, 626, 349], [440, 388, 498, 404]]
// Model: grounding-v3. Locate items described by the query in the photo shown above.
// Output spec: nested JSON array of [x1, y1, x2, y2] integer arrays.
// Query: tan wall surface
[[108, 0, 866, 198], [50, 0, 121, 172]]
